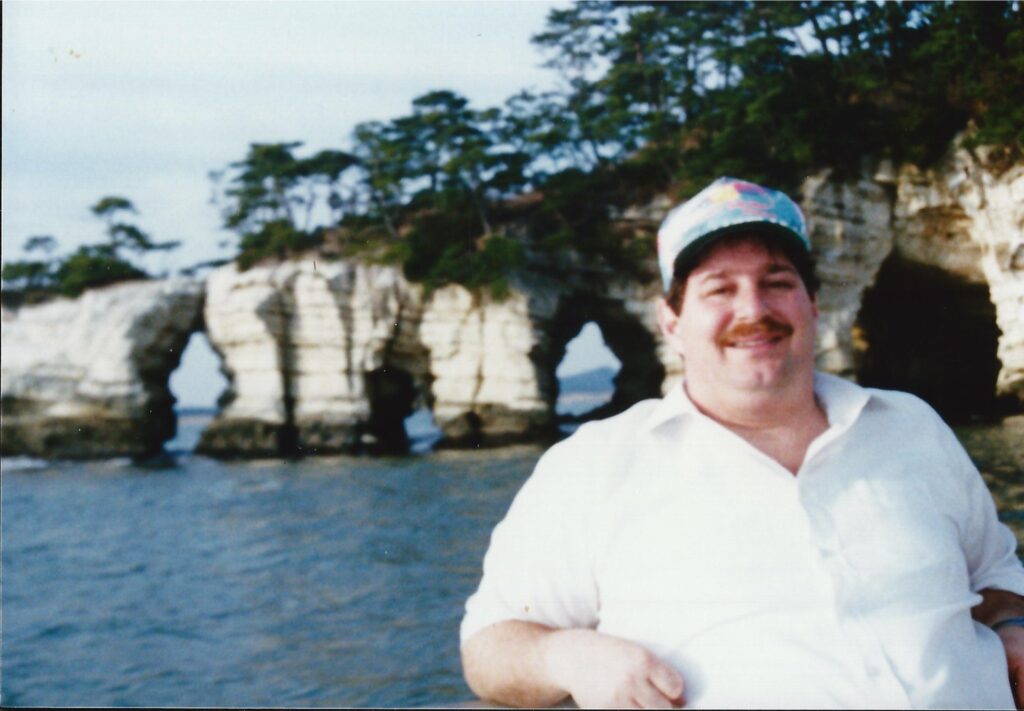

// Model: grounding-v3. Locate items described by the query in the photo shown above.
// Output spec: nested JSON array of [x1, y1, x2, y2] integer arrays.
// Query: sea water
[[2, 414, 1022, 707]]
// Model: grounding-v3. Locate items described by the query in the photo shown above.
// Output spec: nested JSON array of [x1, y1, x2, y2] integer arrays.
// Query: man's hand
[[542, 629, 685, 709], [998, 626, 1024, 709]]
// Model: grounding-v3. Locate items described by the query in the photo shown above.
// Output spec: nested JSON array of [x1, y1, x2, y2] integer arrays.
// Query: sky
[[3, 1, 620, 408]]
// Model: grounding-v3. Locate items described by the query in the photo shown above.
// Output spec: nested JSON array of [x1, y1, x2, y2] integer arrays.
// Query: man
[[460, 177, 1024, 709]]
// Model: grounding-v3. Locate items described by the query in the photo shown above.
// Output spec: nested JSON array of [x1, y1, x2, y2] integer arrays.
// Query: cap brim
[[670, 221, 809, 285]]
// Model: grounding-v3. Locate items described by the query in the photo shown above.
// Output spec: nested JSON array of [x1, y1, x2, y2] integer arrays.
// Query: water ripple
[[2, 443, 537, 706], [4, 419, 1015, 706]]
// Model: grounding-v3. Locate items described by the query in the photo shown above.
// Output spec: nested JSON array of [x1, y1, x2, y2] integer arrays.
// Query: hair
[[664, 230, 820, 313]]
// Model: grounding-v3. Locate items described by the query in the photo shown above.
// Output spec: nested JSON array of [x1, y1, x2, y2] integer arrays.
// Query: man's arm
[[972, 588, 1024, 626], [461, 620, 685, 709], [974, 588, 1024, 709]]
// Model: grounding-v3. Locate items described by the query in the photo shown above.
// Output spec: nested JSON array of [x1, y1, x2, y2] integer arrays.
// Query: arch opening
[[167, 331, 228, 453], [547, 296, 665, 433], [854, 253, 1010, 423], [555, 322, 621, 422], [363, 365, 419, 454]]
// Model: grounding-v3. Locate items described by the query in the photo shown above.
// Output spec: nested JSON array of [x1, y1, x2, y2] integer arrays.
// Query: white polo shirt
[[461, 373, 1024, 708]]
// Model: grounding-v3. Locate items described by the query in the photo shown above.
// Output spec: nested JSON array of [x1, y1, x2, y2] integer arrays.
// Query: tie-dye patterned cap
[[657, 177, 809, 291]]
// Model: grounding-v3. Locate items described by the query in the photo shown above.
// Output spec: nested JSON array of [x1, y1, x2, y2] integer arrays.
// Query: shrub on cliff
[[1, 197, 177, 301], [403, 213, 525, 297], [215, 114, 530, 296], [51, 245, 148, 297], [212, 142, 360, 270]]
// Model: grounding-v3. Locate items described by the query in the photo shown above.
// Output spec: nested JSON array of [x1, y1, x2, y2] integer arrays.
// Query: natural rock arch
[[543, 294, 665, 423], [3, 141, 1019, 461], [0, 278, 205, 460]]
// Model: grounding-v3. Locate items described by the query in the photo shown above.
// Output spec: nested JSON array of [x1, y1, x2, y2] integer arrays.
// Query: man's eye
[[766, 280, 795, 290]]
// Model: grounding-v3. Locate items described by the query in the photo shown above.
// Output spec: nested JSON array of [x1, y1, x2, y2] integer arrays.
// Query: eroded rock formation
[[1, 278, 204, 458], [894, 147, 1024, 402], [2, 140, 1020, 459], [197, 256, 667, 455], [199, 261, 427, 456], [803, 144, 1024, 409]]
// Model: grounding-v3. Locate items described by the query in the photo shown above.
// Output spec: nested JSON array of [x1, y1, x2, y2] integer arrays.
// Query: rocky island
[[2, 144, 1022, 460]]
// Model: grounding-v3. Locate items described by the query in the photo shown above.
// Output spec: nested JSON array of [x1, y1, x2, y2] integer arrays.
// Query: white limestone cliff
[[801, 171, 895, 378], [2, 140, 1020, 459], [200, 260, 429, 455], [0, 278, 204, 458], [800, 143, 1024, 400], [195, 252, 672, 455], [893, 148, 1024, 400], [200, 261, 567, 454]]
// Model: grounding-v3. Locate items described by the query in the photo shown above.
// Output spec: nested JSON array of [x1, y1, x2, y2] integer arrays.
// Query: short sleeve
[[460, 436, 601, 644]]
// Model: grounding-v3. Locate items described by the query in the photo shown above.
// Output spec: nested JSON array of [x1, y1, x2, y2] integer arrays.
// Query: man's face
[[657, 235, 818, 395]]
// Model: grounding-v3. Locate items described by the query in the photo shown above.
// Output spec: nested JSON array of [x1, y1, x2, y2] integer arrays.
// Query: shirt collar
[[643, 371, 874, 433], [643, 381, 701, 432], [811, 371, 872, 430]]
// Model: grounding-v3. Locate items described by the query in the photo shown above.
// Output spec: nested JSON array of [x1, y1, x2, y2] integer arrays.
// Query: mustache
[[719, 317, 794, 345]]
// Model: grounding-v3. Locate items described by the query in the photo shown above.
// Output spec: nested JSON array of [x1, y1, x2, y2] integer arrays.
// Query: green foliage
[[236, 220, 322, 270], [215, 142, 359, 270], [90, 196, 181, 254], [24, 235, 58, 255], [376, 89, 530, 235], [52, 245, 147, 297], [1, 197, 175, 300], [91, 196, 136, 218], [1, 259, 54, 292], [205, 1, 1021, 292], [400, 207, 526, 296], [529, 1, 1023, 184], [466, 234, 526, 299], [405, 220, 525, 298], [351, 121, 408, 237], [212, 91, 535, 287], [402, 209, 481, 285], [3, 241, 147, 299]]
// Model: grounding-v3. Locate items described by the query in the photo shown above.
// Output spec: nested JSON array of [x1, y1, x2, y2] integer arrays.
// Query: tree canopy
[[7, 2, 1020, 299], [2, 197, 177, 301], [211, 1, 1021, 292]]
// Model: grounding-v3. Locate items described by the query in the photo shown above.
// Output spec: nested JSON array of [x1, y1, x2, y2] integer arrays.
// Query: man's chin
[[722, 362, 791, 391]]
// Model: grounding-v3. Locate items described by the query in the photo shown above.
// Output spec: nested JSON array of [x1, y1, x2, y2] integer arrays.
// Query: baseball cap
[[656, 177, 810, 291]]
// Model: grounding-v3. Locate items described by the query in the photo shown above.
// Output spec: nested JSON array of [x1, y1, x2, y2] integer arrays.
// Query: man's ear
[[656, 297, 680, 340]]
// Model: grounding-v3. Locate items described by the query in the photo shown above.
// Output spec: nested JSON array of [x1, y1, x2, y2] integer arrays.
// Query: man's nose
[[734, 284, 769, 319]]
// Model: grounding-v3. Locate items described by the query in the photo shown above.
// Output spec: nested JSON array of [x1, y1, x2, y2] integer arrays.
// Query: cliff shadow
[[544, 295, 665, 427], [854, 253, 1016, 423], [363, 365, 419, 455]]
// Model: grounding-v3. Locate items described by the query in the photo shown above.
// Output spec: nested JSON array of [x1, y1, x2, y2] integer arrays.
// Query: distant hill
[[558, 366, 617, 395], [175, 406, 218, 417]]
